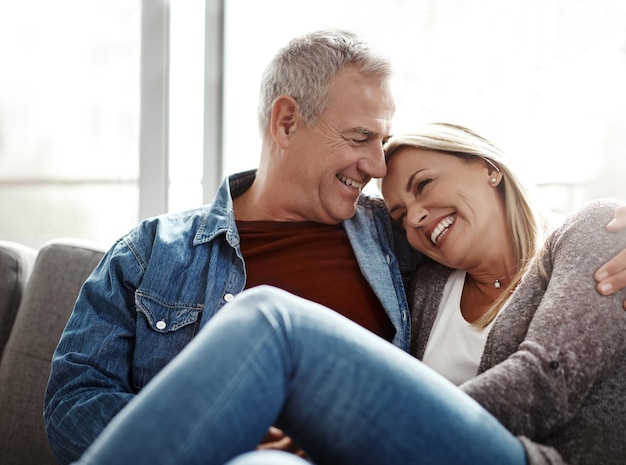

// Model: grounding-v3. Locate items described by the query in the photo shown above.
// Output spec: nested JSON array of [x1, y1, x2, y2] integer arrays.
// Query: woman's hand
[[595, 204, 626, 310]]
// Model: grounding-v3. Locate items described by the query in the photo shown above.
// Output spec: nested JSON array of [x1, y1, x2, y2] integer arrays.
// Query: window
[[222, 0, 626, 214], [0, 1, 140, 247], [2, 0, 625, 248]]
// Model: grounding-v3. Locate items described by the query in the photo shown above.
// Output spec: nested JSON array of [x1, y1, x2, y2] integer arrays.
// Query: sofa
[[0, 238, 108, 465], [0, 241, 37, 359]]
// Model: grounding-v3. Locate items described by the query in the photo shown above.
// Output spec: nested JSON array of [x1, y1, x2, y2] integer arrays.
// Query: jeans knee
[[235, 285, 288, 304], [233, 286, 297, 330], [227, 286, 325, 358]]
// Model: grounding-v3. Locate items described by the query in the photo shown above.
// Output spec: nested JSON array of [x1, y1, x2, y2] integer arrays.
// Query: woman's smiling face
[[381, 147, 504, 271]]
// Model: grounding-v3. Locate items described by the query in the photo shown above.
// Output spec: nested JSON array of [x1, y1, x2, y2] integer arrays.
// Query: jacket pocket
[[132, 291, 204, 390]]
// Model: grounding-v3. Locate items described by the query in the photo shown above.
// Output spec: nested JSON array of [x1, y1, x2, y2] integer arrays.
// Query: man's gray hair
[[257, 30, 392, 135]]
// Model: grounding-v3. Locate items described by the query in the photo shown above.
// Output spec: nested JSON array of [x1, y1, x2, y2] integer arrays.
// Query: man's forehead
[[325, 69, 395, 110], [319, 83, 395, 136]]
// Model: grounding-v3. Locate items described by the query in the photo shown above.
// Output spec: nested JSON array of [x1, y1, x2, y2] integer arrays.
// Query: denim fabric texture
[[74, 287, 526, 465], [44, 170, 421, 465]]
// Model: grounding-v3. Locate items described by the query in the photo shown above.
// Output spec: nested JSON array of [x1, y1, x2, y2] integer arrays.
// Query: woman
[[73, 124, 626, 465], [382, 124, 626, 462], [381, 123, 544, 384]]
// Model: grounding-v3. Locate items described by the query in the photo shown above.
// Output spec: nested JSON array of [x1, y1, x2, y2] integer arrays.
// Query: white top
[[422, 270, 499, 386]]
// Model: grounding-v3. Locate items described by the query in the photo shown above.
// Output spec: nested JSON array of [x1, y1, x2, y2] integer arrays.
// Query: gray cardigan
[[409, 199, 626, 465]]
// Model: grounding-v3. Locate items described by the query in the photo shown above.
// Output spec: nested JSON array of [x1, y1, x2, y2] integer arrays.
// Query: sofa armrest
[[0, 238, 107, 465], [0, 241, 37, 358]]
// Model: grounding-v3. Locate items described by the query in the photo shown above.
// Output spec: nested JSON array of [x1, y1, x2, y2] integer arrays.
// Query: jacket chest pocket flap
[[133, 291, 204, 389], [136, 291, 203, 332]]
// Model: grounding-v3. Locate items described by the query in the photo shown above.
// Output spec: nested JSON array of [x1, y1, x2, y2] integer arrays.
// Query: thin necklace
[[466, 273, 511, 291], [494, 274, 512, 288]]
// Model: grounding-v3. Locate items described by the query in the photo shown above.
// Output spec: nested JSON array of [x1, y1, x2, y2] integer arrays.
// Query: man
[[44, 30, 626, 464], [44, 30, 413, 464]]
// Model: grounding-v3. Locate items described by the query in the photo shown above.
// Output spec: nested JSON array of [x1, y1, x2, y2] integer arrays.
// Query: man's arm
[[44, 240, 139, 465], [595, 204, 626, 309]]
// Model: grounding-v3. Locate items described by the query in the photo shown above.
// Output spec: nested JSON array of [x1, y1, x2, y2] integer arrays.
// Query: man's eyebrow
[[352, 127, 375, 136]]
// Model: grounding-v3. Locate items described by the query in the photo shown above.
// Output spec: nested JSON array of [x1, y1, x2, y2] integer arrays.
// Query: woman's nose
[[406, 205, 428, 229]]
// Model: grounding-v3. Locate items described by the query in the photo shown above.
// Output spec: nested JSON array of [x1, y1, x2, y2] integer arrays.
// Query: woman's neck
[[460, 238, 518, 323], [460, 274, 507, 323]]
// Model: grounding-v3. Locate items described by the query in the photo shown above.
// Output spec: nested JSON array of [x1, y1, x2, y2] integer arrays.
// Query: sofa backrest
[[0, 238, 107, 465], [0, 241, 37, 358]]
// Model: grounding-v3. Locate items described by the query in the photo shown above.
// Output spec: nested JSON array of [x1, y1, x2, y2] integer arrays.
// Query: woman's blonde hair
[[384, 123, 547, 328]]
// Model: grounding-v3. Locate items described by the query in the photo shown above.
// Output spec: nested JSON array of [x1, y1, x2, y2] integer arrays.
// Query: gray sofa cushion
[[0, 239, 107, 465], [0, 241, 36, 358]]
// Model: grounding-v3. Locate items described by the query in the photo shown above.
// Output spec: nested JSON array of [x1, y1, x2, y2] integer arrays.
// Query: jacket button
[[156, 320, 167, 330], [224, 293, 234, 302]]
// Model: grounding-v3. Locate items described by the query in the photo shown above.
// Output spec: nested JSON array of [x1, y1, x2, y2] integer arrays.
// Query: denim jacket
[[44, 170, 422, 465]]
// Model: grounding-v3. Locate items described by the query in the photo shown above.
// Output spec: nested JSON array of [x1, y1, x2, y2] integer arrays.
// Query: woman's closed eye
[[414, 178, 433, 194], [393, 211, 407, 228]]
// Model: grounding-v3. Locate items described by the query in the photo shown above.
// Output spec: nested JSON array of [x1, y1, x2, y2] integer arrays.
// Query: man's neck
[[233, 182, 303, 222]]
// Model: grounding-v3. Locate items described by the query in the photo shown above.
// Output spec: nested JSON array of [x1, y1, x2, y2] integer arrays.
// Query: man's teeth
[[337, 175, 364, 189], [430, 215, 456, 245]]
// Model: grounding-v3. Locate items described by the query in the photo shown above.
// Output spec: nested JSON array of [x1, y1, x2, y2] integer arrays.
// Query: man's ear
[[271, 96, 298, 148]]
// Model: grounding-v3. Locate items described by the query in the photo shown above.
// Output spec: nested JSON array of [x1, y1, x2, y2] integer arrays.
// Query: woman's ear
[[485, 161, 503, 187], [270, 96, 298, 148], [488, 170, 503, 187]]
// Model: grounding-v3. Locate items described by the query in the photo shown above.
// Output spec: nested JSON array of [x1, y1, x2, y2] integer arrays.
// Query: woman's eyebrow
[[386, 169, 425, 216], [405, 169, 424, 192]]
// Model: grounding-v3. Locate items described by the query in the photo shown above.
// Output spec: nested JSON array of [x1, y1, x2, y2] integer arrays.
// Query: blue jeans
[[224, 451, 311, 465], [74, 286, 526, 465]]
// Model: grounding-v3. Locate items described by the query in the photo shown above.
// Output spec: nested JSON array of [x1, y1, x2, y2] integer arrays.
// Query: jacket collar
[[193, 170, 256, 246]]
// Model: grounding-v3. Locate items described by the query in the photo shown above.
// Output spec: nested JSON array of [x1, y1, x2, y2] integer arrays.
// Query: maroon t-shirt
[[236, 220, 395, 341]]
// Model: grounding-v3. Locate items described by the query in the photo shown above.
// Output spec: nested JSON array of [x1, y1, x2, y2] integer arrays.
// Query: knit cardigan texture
[[409, 199, 626, 465]]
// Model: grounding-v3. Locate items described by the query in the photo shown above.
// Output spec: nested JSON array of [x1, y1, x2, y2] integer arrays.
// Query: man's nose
[[358, 147, 387, 179]]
